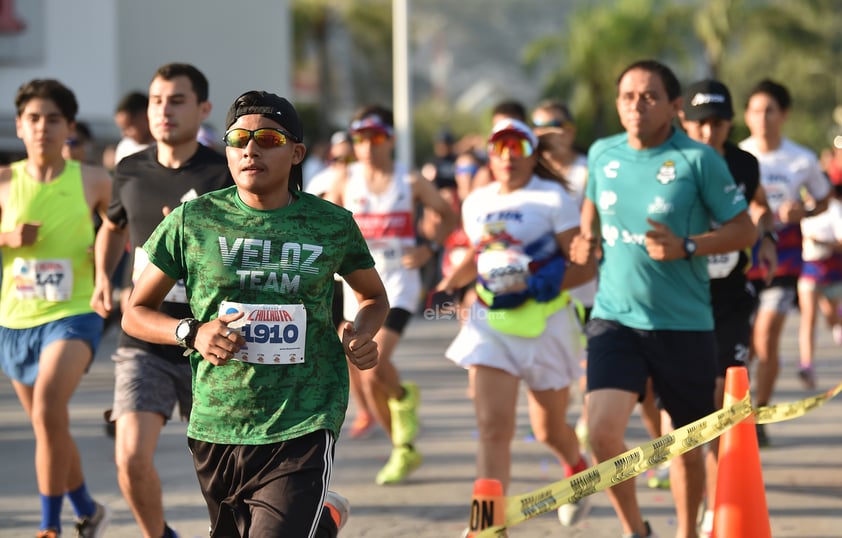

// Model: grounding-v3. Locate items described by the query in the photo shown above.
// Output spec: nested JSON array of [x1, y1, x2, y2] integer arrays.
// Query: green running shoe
[[388, 382, 420, 446], [375, 445, 423, 485]]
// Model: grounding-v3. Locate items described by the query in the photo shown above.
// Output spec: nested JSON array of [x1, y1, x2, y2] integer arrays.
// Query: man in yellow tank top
[[0, 79, 112, 538]]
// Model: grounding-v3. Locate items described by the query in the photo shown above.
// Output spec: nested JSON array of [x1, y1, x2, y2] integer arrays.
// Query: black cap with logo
[[683, 79, 734, 121]]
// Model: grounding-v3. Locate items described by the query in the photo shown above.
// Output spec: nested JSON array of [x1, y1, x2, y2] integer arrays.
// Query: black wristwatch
[[762, 230, 779, 245], [175, 318, 200, 349], [683, 237, 697, 259]]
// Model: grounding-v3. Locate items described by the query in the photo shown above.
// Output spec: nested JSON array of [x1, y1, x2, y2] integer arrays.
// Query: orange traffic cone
[[466, 478, 505, 536], [712, 366, 771, 538]]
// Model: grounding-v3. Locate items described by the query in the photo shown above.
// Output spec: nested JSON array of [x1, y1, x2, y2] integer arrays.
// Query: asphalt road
[[1, 312, 840, 537]]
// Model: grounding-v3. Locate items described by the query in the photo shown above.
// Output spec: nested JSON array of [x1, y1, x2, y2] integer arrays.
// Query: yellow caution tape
[[474, 381, 842, 537], [755, 381, 842, 424]]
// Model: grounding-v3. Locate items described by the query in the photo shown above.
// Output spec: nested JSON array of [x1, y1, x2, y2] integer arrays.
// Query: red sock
[[563, 455, 588, 477]]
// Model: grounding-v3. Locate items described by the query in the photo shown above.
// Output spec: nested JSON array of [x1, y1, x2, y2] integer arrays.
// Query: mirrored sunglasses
[[488, 137, 534, 159], [351, 130, 389, 145], [224, 128, 295, 149]]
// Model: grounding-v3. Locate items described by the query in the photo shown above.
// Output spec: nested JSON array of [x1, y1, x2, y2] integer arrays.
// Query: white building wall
[[0, 0, 291, 151]]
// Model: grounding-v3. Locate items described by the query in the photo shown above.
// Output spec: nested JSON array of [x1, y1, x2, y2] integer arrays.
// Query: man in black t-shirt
[[679, 78, 778, 535], [90, 63, 233, 538]]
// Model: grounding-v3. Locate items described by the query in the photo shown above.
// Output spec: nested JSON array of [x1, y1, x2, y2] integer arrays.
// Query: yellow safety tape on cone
[[755, 380, 842, 424], [475, 393, 753, 536], [474, 380, 842, 537]]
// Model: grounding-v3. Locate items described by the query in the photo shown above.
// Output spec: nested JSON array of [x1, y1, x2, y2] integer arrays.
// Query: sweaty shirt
[[586, 128, 748, 331], [108, 144, 233, 362], [143, 188, 373, 444]]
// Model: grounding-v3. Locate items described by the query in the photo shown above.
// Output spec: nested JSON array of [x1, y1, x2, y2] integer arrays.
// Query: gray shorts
[[110, 346, 192, 422], [757, 284, 797, 314]]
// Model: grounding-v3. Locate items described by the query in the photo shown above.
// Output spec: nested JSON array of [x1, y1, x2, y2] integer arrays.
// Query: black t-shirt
[[109, 144, 234, 361], [428, 154, 457, 190], [710, 141, 760, 311]]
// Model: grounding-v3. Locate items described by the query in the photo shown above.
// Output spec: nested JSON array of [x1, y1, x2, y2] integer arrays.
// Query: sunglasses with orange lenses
[[351, 130, 389, 145], [488, 137, 534, 159], [224, 128, 296, 149]]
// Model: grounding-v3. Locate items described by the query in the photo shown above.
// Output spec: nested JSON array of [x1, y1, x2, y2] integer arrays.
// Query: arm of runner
[[91, 220, 129, 318], [555, 226, 597, 290], [401, 174, 457, 269], [122, 262, 245, 365], [322, 166, 347, 207], [751, 185, 778, 285], [569, 198, 600, 265], [436, 244, 478, 294], [645, 210, 755, 261], [342, 267, 389, 370], [412, 172, 458, 243]]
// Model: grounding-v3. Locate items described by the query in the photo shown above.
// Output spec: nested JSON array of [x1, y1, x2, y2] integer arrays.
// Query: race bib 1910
[[218, 301, 307, 365], [12, 258, 73, 301]]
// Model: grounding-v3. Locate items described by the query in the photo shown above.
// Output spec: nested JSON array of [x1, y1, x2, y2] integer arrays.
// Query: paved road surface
[[1, 313, 840, 537]]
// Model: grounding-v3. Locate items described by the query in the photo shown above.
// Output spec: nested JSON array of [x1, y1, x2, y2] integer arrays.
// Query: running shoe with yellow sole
[[375, 445, 423, 485]]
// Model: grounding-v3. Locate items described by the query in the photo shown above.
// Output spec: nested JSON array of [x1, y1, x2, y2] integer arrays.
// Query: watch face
[[176, 320, 191, 339]]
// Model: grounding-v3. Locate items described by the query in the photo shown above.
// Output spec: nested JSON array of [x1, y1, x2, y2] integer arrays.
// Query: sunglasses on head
[[532, 118, 572, 129], [351, 130, 389, 145], [223, 128, 297, 149], [488, 137, 534, 159]]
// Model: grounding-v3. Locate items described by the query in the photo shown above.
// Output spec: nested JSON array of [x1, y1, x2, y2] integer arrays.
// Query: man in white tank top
[[326, 105, 456, 485]]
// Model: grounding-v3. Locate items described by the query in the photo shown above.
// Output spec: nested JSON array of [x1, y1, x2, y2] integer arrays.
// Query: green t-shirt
[[586, 129, 748, 331], [144, 187, 374, 444]]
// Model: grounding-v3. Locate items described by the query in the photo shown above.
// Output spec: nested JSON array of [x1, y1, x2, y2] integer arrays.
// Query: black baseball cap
[[225, 90, 303, 142], [683, 79, 734, 121]]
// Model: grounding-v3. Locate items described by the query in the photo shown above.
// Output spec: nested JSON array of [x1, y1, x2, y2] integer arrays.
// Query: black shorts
[[383, 307, 412, 335], [188, 430, 338, 538], [585, 318, 717, 428], [713, 299, 755, 377]]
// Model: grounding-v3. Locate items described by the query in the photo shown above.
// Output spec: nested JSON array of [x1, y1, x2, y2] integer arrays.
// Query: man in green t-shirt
[[122, 90, 389, 537], [570, 60, 755, 538]]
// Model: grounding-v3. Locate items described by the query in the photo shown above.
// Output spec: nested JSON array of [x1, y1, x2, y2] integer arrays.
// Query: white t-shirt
[[738, 137, 830, 224], [462, 175, 580, 284], [304, 166, 337, 198], [801, 197, 842, 261], [114, 137, 152, 165]]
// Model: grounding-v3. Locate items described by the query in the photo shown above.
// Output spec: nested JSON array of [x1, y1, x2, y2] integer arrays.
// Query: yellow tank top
[[0, 160, 96, 328]]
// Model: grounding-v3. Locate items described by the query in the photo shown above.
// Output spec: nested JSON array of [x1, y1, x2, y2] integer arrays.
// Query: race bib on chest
[[12, 258, 73, 301], [133, 247, 188, 303], [218, 301, 307, 365], [368, 237, 404, 273], [476, 248, 531, 294], [707, 251, 740, 279], [763, 182, 787, 217]]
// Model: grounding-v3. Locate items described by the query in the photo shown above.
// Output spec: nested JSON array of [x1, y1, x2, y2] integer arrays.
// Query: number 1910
[[243, 323, 299, 344]]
